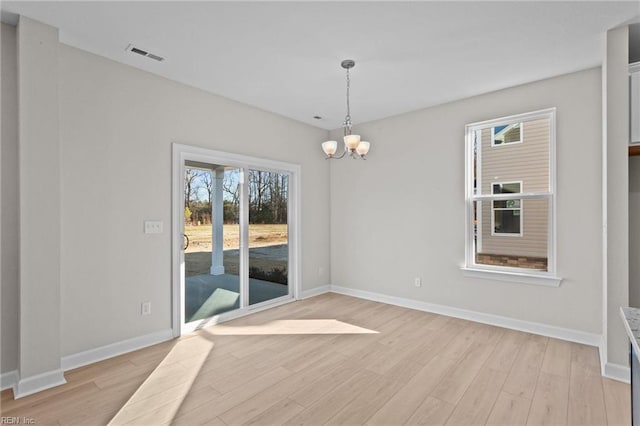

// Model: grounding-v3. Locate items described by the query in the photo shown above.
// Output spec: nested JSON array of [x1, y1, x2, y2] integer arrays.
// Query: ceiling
[[2, 1, 639, 130]]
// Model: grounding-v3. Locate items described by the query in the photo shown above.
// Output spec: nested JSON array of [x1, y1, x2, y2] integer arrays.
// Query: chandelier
[[321, 59, 371, 160]]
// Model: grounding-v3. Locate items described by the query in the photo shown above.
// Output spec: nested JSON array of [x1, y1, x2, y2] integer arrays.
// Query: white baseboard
[[2, 330, 173, 397], [603, 362, 631, 383], [300, 285, 331, 299], [0, 370, 18, 391], [61, 329, 174, 371], [330, 285, 602, 347], [14, 369, 66, 399]]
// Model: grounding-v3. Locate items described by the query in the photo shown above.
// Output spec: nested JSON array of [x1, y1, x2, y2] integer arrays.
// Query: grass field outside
[[184, 223, 288, 279], [185, 223, 287, 253]]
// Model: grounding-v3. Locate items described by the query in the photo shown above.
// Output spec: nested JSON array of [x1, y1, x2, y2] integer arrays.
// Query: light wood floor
[[0, 293, 631, 425]]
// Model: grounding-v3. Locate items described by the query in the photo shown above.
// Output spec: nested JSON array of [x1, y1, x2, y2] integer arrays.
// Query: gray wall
[[605, 26, 630, 369], [1, 23, 19, 375], [1, 19, 331, 373], [330, 68, 604, 335], [56, 44, 331, 356], [17, 15, 63, 382]]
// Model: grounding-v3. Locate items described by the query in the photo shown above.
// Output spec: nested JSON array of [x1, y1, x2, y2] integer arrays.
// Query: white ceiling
[[2, 1, 639, 130]]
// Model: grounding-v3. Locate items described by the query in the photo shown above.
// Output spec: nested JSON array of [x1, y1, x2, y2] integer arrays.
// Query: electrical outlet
[[141, 301, 151, 315], [414, 277, 422, 287], [144, 221, 163, 234]]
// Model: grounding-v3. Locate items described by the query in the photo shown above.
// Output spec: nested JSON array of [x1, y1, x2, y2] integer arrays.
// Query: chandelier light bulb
[[356, 141, 370, 156], [322, 141, 338, 156], [344, 134, 361, 150]]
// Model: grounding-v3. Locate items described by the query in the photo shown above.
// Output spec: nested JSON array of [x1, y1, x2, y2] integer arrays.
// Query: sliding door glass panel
[[247, 169, 289, 305], [184, 163, 241, 322]]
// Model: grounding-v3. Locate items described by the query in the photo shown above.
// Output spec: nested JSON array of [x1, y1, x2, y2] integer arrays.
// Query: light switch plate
[[144, 221, 163, 234]]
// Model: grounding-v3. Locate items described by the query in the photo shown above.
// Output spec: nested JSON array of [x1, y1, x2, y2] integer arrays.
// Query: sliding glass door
[[174, 145, 298, 334], [247, 170, 289, 306], [183, 163, 241, 322]]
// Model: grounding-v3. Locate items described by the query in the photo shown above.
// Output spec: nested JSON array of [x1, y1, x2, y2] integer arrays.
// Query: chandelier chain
[[344, 67, 352, 134]]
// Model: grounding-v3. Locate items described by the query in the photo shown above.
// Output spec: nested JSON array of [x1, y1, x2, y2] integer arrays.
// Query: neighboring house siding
[[479, 118, 549, 258]]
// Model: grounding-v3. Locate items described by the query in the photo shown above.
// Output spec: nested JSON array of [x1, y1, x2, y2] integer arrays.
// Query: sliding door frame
[[171, 143, 301, 337]]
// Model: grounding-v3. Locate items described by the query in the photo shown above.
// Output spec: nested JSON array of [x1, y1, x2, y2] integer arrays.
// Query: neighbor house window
[[491, 123, 523, 146], [465, 108, 556, 279], [491, 182, 522, 236]]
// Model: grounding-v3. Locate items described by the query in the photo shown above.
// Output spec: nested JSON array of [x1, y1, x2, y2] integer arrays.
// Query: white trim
[[601, 60, 609, 375], [239, 168, 249, 309], [630, 61, 640, 74], [476, 128, 483, 254], [465, 125, 476, 269], [300, 285, 331, 299], [329, 285, 597, 346], [61, 329, 174, 371], [172, 143, 302, 337], [14, 369, 66, 399], [548, 109, 557, 274], [290, 167, 302, 301], [476, 129, 483, 253], [603, 362, 630, 383], [598, 334, 607, 377], [172, 145, 183, 338], [461, 267, 562, 287], [0, 370, 18, 391], [473, 192, 551, 201]]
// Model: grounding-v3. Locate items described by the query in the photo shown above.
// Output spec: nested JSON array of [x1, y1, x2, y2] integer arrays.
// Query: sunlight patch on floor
[[108, 335, 213, 425], [204, 319, 379, 335]]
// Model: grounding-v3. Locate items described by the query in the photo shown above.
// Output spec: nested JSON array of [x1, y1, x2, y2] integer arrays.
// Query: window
[[491, 182, 522, 236], [465, 108, 557, 282], [492, 123, 522, 146]]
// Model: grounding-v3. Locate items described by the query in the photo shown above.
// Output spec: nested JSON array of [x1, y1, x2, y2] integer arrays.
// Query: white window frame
[[172, 143, 302, 336], [491, 122, 523, 147], [490, 181, 523, 237], [462, 108, 561, 287]]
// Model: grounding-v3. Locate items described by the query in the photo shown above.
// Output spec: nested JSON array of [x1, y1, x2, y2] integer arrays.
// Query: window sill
[[461, 267, 562, 287]]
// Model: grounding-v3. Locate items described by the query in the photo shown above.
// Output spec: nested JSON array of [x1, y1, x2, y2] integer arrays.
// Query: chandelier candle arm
[[321, 59, 371, 160]]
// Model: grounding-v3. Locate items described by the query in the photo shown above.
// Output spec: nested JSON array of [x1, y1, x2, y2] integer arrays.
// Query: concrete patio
[[185, 273, 289, 322]]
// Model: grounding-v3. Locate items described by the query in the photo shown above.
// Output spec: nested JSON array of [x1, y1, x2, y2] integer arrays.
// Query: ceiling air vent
[[126, 44, 165, 62]]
